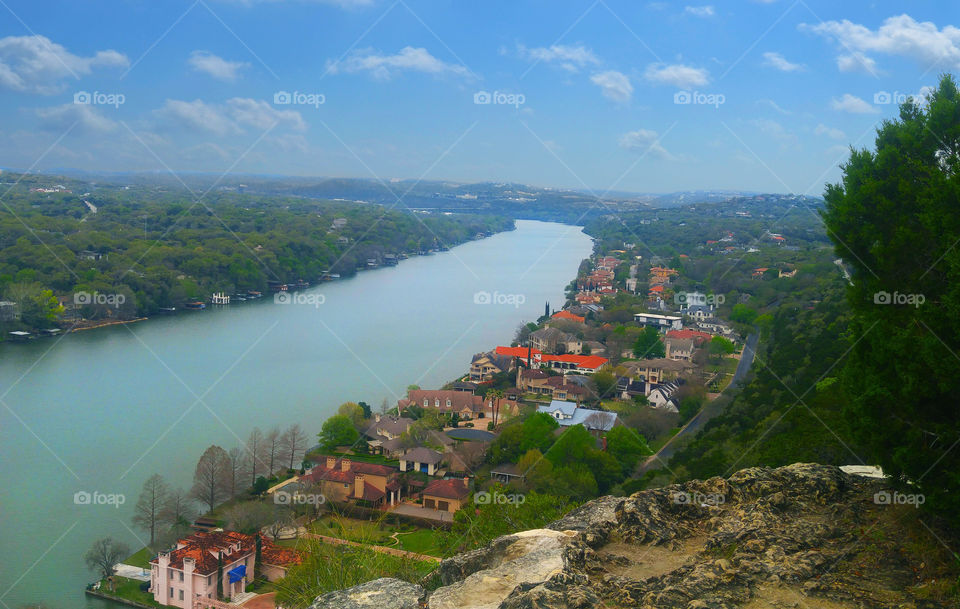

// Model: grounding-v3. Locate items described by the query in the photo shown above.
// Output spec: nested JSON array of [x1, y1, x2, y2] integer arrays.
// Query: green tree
[[337, 402, 366, 427], [821, 74, 960, 523], [318, 415, 359, 451], [730, 303, 757, 325], [632, 326, 665, 359], [605, 426, 651, 477], [708, 335, 736, 356]]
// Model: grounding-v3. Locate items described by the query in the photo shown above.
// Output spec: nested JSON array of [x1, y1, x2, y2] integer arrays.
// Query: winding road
[[639, 331, 759, 473]]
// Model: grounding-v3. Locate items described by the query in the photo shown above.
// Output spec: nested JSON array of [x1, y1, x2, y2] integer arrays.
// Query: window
[[423, 398, 428, 407], [434, 399, 439, 407], [207, 574, 212, 585], [445, 399, 451, 407], [179, 590, 184, 601], [169, 587, 173, 598], [168, 569, 173, 579], [179, 571, 183, 582]]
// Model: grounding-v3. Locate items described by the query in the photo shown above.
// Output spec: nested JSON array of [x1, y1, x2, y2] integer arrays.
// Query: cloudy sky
[[0, 1, 955, 194]]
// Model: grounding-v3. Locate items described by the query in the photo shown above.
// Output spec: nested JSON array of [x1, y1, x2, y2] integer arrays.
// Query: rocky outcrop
[[307, 578, 424, 609], [310, 464, 947, 609]]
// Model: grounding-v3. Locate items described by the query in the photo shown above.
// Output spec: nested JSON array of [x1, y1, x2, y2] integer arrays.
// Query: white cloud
[[831, 93, 880, 114], [35, 103, 118, 134], [757, 98, 791, 115], [836, 52, 879, 74], [188, 51, 250, 82], [326, 46, 470, 79], [156, 97, 306, 135], [619, 129, 675, 160], [644, 63, 709, 88], [803, 14, 960, 71], [684, 5, 714, 17], [517, 43, 601, 72], [0, 35, 127, 94], [761, 51, 804, 72], [814, 123, 847, 140], [590, 70, 633, 102]]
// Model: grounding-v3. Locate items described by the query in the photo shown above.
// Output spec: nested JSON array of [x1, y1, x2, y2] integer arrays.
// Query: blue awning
[[227, 564, 246, 583]]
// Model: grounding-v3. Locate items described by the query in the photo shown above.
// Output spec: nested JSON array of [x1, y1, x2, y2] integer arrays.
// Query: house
[[681, 302, 715, 320], [400, 389, 519, 420], [648, 380, 684, 413], [617, 376, 655, 400], [620, 358, 694, 384], [550, 310, 585, 324], [490, 463, 525, 485], [752, 267, 770, 278], [150, 531, 300, 608], [529, 327, 582, 355], [539, 354, 609, 375], [665, 329, 713, 346], [362, 415, 414, 457], [633, 312, 682, 331], [469, 351, 515, 382], [575, 292, 602, 305], [0, 301, 18, 322], [421, 478, 470, 513], [517, 369, 589, 401], [697, 320, 736, 339], [451, 381, 477, 393], [400, 447, 443, 476], [300, 456, 401, 507], [664, 337, 696, 361], [537, 400, 619, 432]]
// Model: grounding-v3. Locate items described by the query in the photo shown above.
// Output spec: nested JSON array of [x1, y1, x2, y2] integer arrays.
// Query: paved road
[[640, 332, 759, 472]]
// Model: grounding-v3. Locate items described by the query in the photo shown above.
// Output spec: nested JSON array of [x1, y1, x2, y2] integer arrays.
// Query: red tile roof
[[666, 329, 713, 345], [551, 310, 585, 323], [540, 354, 609, 369], [150, 531, 254, 575], [422, 478, 470, 500], [495, 346, 542, 359], [259, 536, 303, 567]]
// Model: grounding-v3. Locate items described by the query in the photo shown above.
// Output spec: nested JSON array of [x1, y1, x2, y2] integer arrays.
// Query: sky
[[0, 0, 957, 195]]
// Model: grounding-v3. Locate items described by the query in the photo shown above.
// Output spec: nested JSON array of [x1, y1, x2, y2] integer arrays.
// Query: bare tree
[[190, 445, 230, 512], [132, 474, 169, 546], [266, 426, 281, 475], [84, 537, 129, 580], [222, 501, 277, 535], [280, 423, 308, 470], [160, 487, 195, 530], [226, 447, 244, 498], [244, 427, 266, 486]]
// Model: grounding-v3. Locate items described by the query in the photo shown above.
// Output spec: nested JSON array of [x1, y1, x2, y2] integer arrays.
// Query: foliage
[[632, 326, 666, 359], [821, 74, 960, 524], [318, 415, 360, 450]]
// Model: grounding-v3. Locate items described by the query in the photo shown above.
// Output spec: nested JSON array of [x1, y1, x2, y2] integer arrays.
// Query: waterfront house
[[549, 310, 585, 324], [300, 456, 401, 507], [399, 389, 519, 420], [620, 358, 694, 384], [0, 301, 19, 322], [469, 351, 515, 382], [421, 478, 470, 514], [150, 531, 299, 608], [363, 414, 414, 457]]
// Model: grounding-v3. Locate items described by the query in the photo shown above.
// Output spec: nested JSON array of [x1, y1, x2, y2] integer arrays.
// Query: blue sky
[[0, 0, 956, 194]]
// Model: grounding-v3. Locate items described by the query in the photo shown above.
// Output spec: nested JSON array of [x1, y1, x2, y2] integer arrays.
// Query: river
[[0, 220, 593, 609]]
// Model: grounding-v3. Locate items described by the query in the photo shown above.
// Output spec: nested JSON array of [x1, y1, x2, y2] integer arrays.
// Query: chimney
[[354, 474, 364, 498], [375, 413, 381, 423], [326, 457, 335, 469], [341, 458, 351, 472]]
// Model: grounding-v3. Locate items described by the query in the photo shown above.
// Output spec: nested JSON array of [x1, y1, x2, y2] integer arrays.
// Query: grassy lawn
[[96, 576, 161, 607], [395, 528, 443, 556], [309, 515, 395, 545], [305, 450, 400, 468], [125, 547, 154, 569]]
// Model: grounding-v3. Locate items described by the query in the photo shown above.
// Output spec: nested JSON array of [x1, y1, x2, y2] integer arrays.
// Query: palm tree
[[485, 389, 504, 428]]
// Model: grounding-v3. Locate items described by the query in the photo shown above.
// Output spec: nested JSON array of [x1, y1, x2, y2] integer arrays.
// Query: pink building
[[150, 531, 299, 608]]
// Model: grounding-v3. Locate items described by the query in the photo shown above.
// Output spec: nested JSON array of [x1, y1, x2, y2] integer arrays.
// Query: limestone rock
[[308, 577, 424, 609]]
